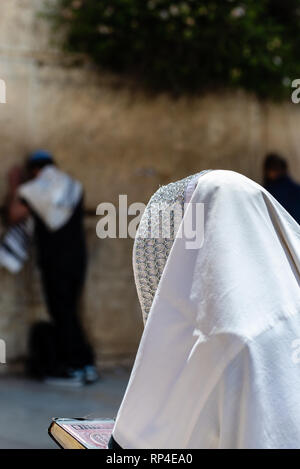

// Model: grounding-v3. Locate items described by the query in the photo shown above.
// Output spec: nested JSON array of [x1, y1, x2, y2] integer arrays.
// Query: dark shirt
[[108, 435, 123, 450], [265, 175, 300, 225], [33, 197, 87, 272]]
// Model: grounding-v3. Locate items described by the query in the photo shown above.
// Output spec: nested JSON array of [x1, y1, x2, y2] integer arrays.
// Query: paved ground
[[0, 369, 130, 449]]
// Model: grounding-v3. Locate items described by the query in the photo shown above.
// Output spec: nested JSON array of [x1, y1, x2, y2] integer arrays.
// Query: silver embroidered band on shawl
[[133, 170, 211, 324]]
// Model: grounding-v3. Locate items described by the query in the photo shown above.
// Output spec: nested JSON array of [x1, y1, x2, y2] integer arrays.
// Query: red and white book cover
[[54, 418, 115, 449]]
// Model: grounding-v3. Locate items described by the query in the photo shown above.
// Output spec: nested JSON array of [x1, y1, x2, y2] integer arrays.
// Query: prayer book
[[48, 418, 114, 449]]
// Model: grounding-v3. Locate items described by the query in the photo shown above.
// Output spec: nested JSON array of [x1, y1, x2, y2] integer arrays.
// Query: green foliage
[[46, 0, 300, 98]]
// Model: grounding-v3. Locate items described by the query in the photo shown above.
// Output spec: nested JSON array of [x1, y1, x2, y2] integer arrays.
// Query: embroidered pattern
[[133, 171, 210, 323]]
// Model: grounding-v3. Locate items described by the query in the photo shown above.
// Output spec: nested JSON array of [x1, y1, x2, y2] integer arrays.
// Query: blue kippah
[[28, 149, 53, 162]]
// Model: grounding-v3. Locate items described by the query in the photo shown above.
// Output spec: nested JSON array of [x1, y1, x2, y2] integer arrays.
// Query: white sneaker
[[84, 365, 99, 384]]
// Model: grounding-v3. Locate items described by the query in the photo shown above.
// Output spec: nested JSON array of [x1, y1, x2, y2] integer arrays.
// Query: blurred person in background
[[5, 150, 98, 386], [263, 153, 300, 225]]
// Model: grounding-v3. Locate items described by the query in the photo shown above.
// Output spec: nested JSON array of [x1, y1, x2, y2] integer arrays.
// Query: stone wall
[[0, 0, 300, 367]]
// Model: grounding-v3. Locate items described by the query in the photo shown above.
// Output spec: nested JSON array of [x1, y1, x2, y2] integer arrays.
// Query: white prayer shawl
[[0, 218, 33, 273], [18, 166, 83, 231], [113, 170, 300, 449]]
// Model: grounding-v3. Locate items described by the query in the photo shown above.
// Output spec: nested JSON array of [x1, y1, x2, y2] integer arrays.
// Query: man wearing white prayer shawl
[[110, 169, 300, 449], [8, 151, 98, 386]]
